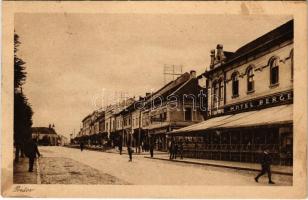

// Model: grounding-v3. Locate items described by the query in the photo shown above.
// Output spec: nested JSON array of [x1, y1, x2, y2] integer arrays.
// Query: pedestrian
[[141, 141, 144, 152], [179, 141, 184, 159], [119, 143, 123, 155], [169, 141, 174, 160], [150, 141, 154, 158], [24, 138, 41, 172], [173, 142, 178, 159], [80, 141, 84, 151], [128, 145, 133, 162], [255, 149, 275, 184]]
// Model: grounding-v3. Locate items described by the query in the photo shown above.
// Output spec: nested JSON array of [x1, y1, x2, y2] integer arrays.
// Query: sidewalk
[[145, 154, 293, 176], [13, 157, 40, 184]]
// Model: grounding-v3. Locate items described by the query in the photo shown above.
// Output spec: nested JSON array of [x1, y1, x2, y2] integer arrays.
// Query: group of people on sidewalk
[[169, 140, 184, 160]]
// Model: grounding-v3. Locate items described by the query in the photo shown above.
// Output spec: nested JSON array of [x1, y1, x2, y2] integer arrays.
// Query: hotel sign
[[224, 90, 293, 114]]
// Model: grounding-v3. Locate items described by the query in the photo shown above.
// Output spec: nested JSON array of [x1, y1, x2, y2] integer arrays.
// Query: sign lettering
[[225, 91, 293, 114]]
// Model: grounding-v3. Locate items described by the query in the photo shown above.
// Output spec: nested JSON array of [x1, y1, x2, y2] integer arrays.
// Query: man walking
[[119, 143, 123, 155], [80, 141, 84, 151], [128, 145, 133, 162], [255, 149, 275, 184], [24, 138, 41, 172]]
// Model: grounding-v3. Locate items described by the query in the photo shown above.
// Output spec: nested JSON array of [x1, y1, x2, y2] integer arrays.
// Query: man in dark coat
[[25, 139, 41, 172], [119, 143, 123, 155], [255, 149, 275, 184], [80, 142, 84, 151], [149, 141, 154, 158], [128, 145, 133, 162]]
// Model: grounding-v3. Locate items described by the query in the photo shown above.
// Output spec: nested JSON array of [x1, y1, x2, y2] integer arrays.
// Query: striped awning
[[168, 104, 292, 136]]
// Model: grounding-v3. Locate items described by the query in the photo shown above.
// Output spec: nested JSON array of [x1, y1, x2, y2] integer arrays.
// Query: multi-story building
[[76, 109, 106, 145], [142, 71, 206, 151], [104, 105, 116, 139], [170, 20, 293, 165], [81, 114, 92, 136]]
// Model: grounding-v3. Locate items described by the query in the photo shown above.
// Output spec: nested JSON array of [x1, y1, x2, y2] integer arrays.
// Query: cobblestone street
[[26, 146, 293, 185], [39, 157, 128, 184]]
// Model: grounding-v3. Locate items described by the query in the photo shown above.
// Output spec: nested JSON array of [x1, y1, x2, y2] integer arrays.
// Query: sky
[[15, 13, 292, 138]]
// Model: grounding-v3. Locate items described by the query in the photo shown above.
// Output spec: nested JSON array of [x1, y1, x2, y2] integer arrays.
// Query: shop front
[[148, 127, 170, 151], [168, 104, 293, 166]]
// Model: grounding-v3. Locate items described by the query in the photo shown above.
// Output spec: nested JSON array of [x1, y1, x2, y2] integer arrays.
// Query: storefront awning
[[168, 104, 293, 136]]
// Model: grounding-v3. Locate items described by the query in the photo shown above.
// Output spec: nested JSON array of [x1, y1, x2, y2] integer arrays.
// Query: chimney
[[210, 49, 215, 69], [216, 44, 225, 62], [190, 70, 196, 78]]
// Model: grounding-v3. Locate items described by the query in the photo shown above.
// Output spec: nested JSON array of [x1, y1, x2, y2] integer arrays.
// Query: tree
[[14, 33, 27, 91], [14, 32, 33, 162]]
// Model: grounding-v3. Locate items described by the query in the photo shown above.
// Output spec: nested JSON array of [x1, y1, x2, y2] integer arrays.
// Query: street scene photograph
[[12, 12, 295, 188]]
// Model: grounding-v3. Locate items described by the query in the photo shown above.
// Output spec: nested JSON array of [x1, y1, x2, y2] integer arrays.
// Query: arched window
[[290, 49, 294, 80], [231, 72, 239, 97], [247, 67, 254, 92], [269, 57, 279, 85]]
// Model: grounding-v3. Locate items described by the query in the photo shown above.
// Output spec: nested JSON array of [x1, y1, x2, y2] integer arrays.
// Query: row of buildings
[[74, 20, 293, 166]]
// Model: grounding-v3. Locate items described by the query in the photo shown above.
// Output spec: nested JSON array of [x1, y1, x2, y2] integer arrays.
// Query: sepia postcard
[[1, 1, 307, 198]]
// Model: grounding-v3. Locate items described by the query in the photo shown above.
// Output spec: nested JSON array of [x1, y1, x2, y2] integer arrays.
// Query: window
[[231, 72, 239, 97], [247, 67, 254, 92], [163, 112, 167, 120], [184, 107, 192, 121], [290, 50, 294, 80], [212, 81, 219, 107], [213, 81, 218, 99], [218, 79, 223, 100], [269, 57, 279, 85]]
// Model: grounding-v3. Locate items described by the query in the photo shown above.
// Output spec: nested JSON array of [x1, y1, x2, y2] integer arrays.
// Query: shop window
[[247, 67, 254, 93], [184, 107, 192, 121], [231, 72, 239, 97], [269, 57, 279, 86]]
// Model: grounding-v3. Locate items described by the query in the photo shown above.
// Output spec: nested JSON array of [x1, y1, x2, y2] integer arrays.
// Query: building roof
[[145, 72, 191, 104], [82, 114, 92, 122], [234, 20, 293, 57], [205, 19, 293, 76], [31, 127, 57, 135]]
